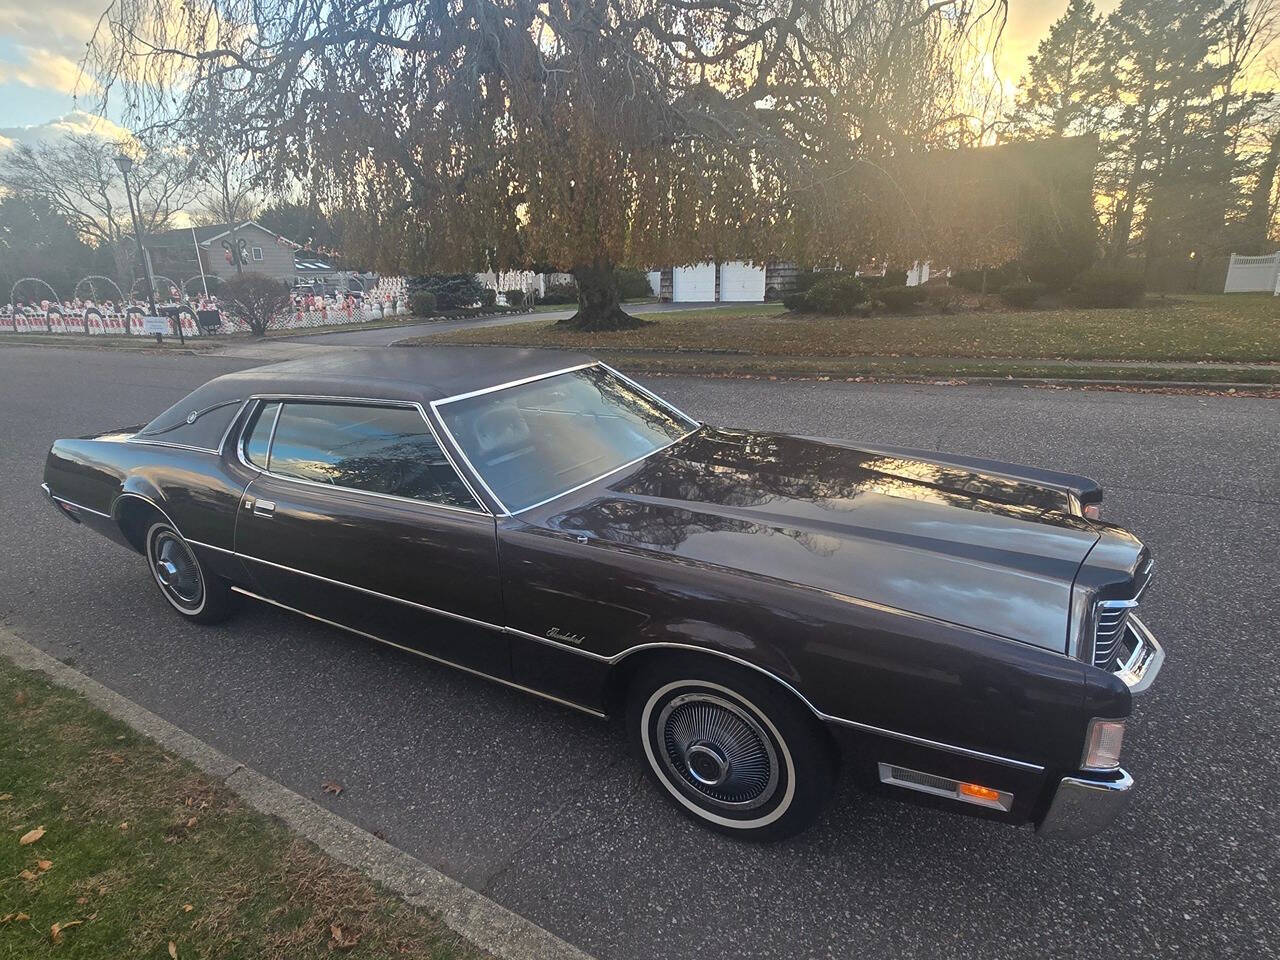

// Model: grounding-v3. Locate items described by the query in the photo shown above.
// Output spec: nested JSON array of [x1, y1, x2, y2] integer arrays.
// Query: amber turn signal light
[[958, 782, 1002, 803]]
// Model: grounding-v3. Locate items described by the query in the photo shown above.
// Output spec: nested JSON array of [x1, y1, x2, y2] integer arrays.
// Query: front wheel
[[144, 521, 237, 624], [627, 657, 835, 840]]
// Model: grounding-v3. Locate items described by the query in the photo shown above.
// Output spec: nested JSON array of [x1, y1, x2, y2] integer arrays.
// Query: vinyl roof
[[174, 347, 598, 411]]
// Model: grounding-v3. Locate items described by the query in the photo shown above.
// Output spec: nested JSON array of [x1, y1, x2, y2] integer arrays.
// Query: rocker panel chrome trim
[[228, 586, 608, 718]]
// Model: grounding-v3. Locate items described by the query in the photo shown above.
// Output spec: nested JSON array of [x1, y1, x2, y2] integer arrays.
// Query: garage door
[[672, 263, 716, 302], [719, 261, 766, 301]]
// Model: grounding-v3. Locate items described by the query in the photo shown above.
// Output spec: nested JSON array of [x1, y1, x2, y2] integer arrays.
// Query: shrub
[[501, 288, 527, 306], [407, 273, 487, 309], [786, 273, 867, 315], [875, 285, 927, 314], [882, 269, 908, 287], [953, 262, 1022, 294], [219, 272, 292, 337], [480, 288, 497, 308], [923, 285, 964, 313], [1065, 266, 1146, 308], [615, 266, 653, 300], [999, 281, 1047, 308], [410, 291, 438, 315], [540, 280, 579, 304]]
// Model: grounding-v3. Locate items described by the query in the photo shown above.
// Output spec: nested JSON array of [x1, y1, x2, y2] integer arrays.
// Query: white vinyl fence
[[1223, 252, 1280, 293]]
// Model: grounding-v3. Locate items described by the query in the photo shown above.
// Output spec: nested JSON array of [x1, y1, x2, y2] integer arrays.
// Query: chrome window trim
[[503, 431, 698, 516], [432, 362, 598, 405], [597, 362, 701, 429], [234, 394, 491, 517], [429, 362, 700, 517]]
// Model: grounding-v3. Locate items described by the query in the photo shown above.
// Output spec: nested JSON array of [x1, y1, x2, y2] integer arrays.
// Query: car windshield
[[435, 365, 696, 513]]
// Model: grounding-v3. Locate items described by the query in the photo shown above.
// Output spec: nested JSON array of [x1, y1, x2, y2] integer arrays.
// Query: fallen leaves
[[19, 825, 45, 845], [50, 919, 84, 943], [169, 939, 179, 958], [14, 690, 27, 707], [0, 793, 13, 801], [182, 903, 193, 913], [329, 923, 361, 950], [119, 821, 129, 831], [321, 780, 344, 796], [0, 912, 31, 924], [37, 859, 52, 872]]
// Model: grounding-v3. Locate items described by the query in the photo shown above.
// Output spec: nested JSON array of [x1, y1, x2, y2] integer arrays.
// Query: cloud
[[0, 109, 132, 151], [0, 47, 94, 96], [0, 0, 104, 47]]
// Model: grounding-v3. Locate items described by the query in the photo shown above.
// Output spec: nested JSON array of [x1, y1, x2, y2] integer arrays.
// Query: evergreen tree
[[1004, 0, 1106, 140]]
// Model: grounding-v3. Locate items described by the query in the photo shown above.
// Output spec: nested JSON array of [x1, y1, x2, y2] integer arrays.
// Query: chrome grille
[[1093, 601, 1136, 668]]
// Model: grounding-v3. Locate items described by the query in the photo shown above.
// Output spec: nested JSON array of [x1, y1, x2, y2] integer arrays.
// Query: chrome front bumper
[[1037, 768, 1134, 840]]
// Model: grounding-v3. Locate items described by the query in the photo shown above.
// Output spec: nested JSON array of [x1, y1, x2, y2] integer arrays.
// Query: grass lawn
[[0, 660, 487, 960], [417, 294, 1280, 382]]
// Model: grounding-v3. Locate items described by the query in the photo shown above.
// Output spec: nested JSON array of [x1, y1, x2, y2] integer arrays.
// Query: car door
[[232, 398, 508, 677]]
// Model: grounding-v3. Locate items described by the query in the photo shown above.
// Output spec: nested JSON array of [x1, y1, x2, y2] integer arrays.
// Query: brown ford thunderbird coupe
[[42, 347, 1163, 839]]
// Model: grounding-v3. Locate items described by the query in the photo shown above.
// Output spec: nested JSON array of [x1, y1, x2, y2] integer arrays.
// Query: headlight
[[1082, 718, 1125, 770]]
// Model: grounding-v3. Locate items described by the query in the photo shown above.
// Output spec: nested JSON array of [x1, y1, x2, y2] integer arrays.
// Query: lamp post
[[113, 153, 176, 342]]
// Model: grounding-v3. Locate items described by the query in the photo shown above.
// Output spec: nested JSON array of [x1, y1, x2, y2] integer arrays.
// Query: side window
[[251, 246, 264, 261], [242, 401, 279, 467], [135, 398, 244, 451], [267, 402, 478, 509]]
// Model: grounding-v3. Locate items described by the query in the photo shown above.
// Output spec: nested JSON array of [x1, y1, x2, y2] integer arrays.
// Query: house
[[145, 221, 302, 286]]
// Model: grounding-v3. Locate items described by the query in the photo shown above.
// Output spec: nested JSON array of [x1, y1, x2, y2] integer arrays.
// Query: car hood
[[546, 427, 1101, 652]]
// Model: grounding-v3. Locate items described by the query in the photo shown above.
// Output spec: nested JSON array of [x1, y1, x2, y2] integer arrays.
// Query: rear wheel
[[144, 521, 237, 624], [627, 657, 835, 840]]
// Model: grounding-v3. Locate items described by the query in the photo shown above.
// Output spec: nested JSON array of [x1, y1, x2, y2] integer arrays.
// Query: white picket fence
[[1, 290, 412, 336], [1223, 252, 1280, 294]]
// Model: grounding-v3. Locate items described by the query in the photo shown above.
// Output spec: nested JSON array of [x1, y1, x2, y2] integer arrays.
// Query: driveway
[[281, 300, 725, 346], [2, 345, 1276, 960]]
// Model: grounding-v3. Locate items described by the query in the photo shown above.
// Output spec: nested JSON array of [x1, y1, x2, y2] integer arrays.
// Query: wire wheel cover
[[657, 692, 780, 811], [153, 532, 202, 606]]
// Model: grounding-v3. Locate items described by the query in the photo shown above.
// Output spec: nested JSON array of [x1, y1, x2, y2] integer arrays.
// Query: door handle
[[253, 499, 276, 518]]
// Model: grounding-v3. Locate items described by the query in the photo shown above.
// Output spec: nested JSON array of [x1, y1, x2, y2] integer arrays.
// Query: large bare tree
[[0, 133, 192, 295], [88, 0, 1005, 328]]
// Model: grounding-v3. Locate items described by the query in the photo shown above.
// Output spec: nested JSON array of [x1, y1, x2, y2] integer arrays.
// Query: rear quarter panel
[[44, 436, 248, 556]]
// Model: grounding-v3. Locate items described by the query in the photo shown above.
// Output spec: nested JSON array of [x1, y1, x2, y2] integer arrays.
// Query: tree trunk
[[556, 264, 653, 331]]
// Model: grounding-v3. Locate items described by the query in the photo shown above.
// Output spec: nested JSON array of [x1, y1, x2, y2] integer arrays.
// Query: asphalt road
[[2, 345, 1277, 960], [284, 300, 724, 346]]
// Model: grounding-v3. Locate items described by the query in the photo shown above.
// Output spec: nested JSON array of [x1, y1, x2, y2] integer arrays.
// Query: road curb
[[0, 626, 596, 960]]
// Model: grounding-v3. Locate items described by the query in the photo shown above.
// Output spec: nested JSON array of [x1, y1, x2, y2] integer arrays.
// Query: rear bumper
[[1037, 768, 1133, 840]]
